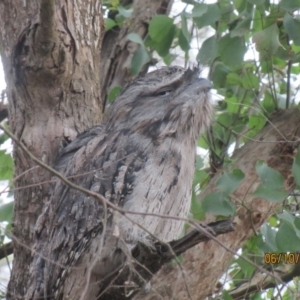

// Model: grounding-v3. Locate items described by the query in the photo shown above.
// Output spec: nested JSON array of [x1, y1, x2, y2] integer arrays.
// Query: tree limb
[[229, 261, 300, 299], [0, 241, 13, 260], [0, 102, 8, 123], [99, 220, 235, 300]]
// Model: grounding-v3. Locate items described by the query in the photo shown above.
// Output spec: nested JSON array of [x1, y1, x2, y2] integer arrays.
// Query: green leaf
[[255, 160, 284, 189], [248, 0, 265, 5], [117, 5, 133, 18], [216, 169, 245, 194], [226, 96, 240, 114], [195, 155, 204, 170], [148, 15, 175, 56], [191, 3, 208, 18], [259, 224, 277, 252], [149, 15, 174, 42], [247, 115, 266, 136], [277, 211, 295, 227], [0, 150, 13, 180], [108, 0, 119, 6], [190, 192, 205, 220], [127, 33, 144, 45], [252, 24, 281, 59], [217, 112, 233, 128], [283, 13, 300, 46], [253, 185, 288, 202], [294, 216, 300, 230], [105, 18, 117, 30], [282, 290, 295, 300], [219, 1, 234, 24], [230, 16, 252, 37], [198, 135, 209, 149], [268, 216, 278, 227], [197, 35, 218, 64], [265, 7, 286, 28], [0, 133, 9, 145], [222, 290, 234, 300], [0, 201, 13, 223], [108, 86, 122, 103], [114, 14, 125, 25], [193, 4, 221, 28], [276, 221, 300, 252], [226, 73, 242, 86], [211, 62, 230, 88], [241, 73, 259, 89], [292, 146, 300, 186], [253, 161, 288, 202], [218, 34, 246, 67], [261, 90, 276, 114], [181, 14, 190, 41], [179, 30, 190, 52], [236, 255, 255, 278], [193, 170, 209, 185], [131, 46, 150, 76], [280, 0, 300, 11], [162, 53, 176, 66], [234, 0, 249, 13], [202, 192, 236, 216], [179, 15, 190, 52]]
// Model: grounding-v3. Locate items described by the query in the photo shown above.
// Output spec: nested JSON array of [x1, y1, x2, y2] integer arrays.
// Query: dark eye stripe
[[156, 90, 171, 96]]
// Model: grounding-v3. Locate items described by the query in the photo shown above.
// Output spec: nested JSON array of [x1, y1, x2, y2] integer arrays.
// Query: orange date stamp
[[264, 252, 300, 264]]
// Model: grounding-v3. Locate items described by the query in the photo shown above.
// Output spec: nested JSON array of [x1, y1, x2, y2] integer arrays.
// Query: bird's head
[[106, 66, 212, 142]]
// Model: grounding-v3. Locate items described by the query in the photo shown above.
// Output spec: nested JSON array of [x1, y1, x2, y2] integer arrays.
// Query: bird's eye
[[156, 90, 172, 96]]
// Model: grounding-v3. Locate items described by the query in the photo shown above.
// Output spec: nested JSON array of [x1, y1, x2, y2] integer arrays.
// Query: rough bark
[[100, 0, 173, 110], [136, 108, 300, 300], [0, 0, 104, 298]]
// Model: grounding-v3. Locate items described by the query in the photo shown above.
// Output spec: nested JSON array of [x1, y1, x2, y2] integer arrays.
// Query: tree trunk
[[0, 0, 104, 297]]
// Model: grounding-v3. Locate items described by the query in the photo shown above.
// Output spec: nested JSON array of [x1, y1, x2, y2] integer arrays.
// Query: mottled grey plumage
[[26, 66, 212, 300]]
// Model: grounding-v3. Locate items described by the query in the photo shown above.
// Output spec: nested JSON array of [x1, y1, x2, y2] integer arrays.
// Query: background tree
[[0, 0, 300, 299]]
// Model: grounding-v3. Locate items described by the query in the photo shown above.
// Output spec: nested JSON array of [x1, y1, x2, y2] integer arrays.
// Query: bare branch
[[97, 220, 235, 300], [229, 261, 300, 299], [0, 241, 13, 260], [0, 91, 8, 123]]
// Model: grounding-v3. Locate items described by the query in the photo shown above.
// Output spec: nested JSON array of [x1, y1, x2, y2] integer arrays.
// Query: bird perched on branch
[[26, 66, 212, 300]]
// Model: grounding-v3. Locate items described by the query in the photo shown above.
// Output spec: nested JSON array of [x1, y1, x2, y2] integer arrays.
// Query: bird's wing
[[27, 126, 149, 299]]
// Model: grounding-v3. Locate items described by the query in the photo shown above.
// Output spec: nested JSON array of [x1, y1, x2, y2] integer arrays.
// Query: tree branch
[[0, 241, 13, 260], [229, 261, 300, 299], [0, 102, 8, 123], [99, 220, 235, 300]]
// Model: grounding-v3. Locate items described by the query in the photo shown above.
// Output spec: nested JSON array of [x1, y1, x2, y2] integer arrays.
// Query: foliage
[[100, 0, 300, 298], [1, 0, 300, 299]]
